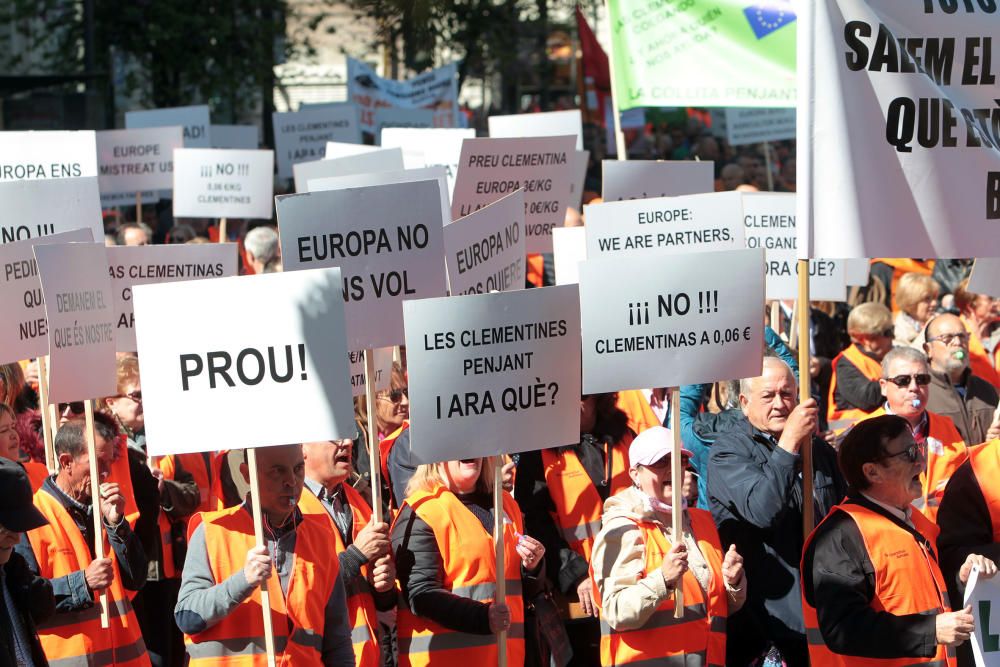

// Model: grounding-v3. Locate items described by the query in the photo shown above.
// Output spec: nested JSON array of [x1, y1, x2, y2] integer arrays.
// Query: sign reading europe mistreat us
[[96, 127, 184, 194]]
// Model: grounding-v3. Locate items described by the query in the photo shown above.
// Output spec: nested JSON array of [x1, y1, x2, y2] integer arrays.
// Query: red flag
[[575, 6, 610, 127]]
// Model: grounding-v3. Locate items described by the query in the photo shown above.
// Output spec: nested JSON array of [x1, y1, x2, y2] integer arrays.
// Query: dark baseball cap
[[0, 459, 48, 532]]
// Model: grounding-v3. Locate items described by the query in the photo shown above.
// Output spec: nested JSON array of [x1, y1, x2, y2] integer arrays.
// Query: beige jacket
[[591, 486, 746, 631]]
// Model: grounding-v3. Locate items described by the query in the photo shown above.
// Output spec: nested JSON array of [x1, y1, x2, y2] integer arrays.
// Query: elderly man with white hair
[[707, 355, 846, 667], [244, 225, 281, 274]]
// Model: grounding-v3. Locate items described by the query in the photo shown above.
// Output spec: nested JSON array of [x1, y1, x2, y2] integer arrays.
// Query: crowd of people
[[1, 117, 999, 667]]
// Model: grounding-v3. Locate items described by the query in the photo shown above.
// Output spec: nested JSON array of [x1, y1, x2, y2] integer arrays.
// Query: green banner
[[607, 0, 797, 109]]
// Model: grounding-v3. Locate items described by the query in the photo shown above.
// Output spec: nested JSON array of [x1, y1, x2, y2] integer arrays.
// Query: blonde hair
[[895, 273, 939, 316], [114, 354, 141, 395], [847, 302, 892, 337], [404, 456, 499, 499]]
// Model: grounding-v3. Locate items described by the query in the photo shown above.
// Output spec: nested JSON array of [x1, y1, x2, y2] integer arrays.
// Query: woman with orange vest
[[954, 280, 1000, 388], [514, 392, 634, 664], [175, 444, 355, 666], [17, 418, 150, 666], [356, 363, 409, 510], [802, 415, 993, 666], [590, 426, 745, 667], [828, 303, 895, 430], [392, 456, 545, 667]]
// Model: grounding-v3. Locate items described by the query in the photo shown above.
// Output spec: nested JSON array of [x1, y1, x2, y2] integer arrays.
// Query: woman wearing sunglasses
[[590, 426, 745, 667]]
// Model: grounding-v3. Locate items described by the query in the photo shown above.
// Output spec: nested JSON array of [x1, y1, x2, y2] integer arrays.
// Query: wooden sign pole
[[36, 355, 56, 472], [218, 218, 228, 244], [493, 459, 507, 667], [364, 350, 383, 522], [670, 390, 684, 619], [797, 260, 815, 534], [246, 447, 278, 667], [136, 191, 143, 224], [83, 401, 109, 628]]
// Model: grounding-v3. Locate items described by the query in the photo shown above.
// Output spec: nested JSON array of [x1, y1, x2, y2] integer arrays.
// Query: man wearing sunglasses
[[828, 303, 896, 430], [849, 346, 968, 522], [803, 415, 995, 665], [923, 313, 999, 445]]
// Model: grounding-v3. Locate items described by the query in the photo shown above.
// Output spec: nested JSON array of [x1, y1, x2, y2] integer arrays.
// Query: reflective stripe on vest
[[854, 408, 968, 522], [801, 503, 955, 667], [299, 482, 382, 667], [968, 441, 1000, 541], [593, 507, 727, 667], [394, 485, 526, 667], [541, 437, 632, 562], [28, 487, 150, 667], [184, 505, 339, 666], [828, 344, 883, 423]]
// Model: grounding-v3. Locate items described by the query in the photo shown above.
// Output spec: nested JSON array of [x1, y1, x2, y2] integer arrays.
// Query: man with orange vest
[[828, 303, 895, 430], [301, 439, 396, 667], [802, 415, 994, 665], [16, 419, 150, 665], [174, 443, 354, 666], [850, 347, 969, 521]]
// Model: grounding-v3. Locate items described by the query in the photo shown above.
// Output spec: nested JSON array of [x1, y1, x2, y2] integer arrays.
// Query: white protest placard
[[444, 190, 525, 296], [380, 127, 474, 196], [570, 150, 589, 209], [800, 1, 1000, 259], [725, 107, 797, 146], [0, 131, 97, 181], [273, 104, 362, 180], [579, 248, 765, 393], [210, 125, 258, 150], [308, 166, 450, 229], [584, 191, 744, 258], [34, 243, 117, 403], [348, 347, 392, 397], [552, 227, 587, 286], [846, 258, 872, 287], [742, 193, 847, 302], [375, 108, 435, 140], [452, 135, 576, 254], [488, 110, 584, 150], [292, 148, 404, 194], [0, 178, 103, 244], [275, 180, 447, 350], [96, 127, 183, 194], [173, 149, 275, 220], [964, 565, 1000, 667], [347, 57, 459, 134], [403, 285, 581, 464], [325, 142, 381, 159], [133, 267, 355, 456], [0, 229, 95, 364], [602, 160, 715, 202], [107, 244, 239, 352], [126, 105, 211, 148], [969, 259, 1000, 298]]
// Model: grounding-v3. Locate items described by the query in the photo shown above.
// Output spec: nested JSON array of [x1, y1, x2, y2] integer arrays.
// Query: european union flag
[[744, 2, 796, 39]]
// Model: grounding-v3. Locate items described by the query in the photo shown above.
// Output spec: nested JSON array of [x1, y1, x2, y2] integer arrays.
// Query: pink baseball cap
[[629, 426, 693, 468]]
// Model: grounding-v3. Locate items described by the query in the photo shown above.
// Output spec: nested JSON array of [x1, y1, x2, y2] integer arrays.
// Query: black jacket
[[0, 551, 54, 667], [833, 347, 884, 414], [707, 416, 846, 647], [802, 496, 939, 660]]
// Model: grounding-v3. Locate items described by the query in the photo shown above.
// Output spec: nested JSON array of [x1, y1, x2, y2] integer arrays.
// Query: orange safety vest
[[616, 390, 661, 435], [526, 253, 544, 288], [394, 485, 526, 667], [801, 502, 954, 667], [827, 344, 883, 428], [856, 408, 968, 522], [967, 440, 1000, 540], [28, 486, 150, 666], [592, 507, 727, 667], [23, 460, 49, 492], [184, 505, 340, 666], [154, 452, 218, 579], [379, 422, 409, 508], [110, 437, 141, 529], [962, 316, 1000, 388], [299, 482, 381, 667], [541, 435, 632, 562]]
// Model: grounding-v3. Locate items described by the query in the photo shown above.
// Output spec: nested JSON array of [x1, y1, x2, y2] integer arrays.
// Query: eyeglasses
[[885, 374, 932, 388], [378, 387, 408, 403], [118, 390, 142, 403], [58, 402, 85, 415], [927, 331, 970, 346], [880, 441, 925, 464]]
